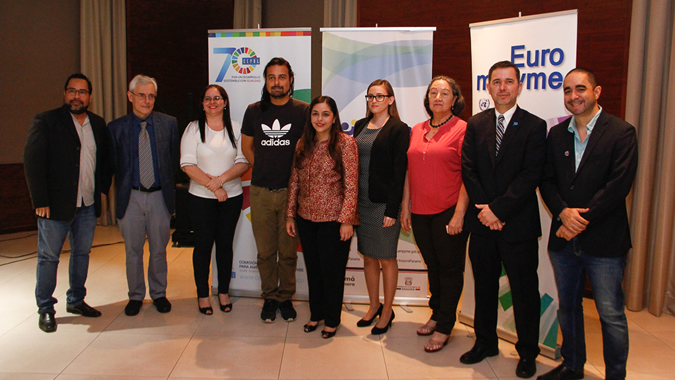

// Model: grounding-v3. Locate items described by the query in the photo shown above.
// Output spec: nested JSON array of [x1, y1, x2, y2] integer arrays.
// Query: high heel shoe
[[321, 327, 337, 339], [356, 303, 383, 327], [424, 333, 449, 352], [371, 309, 395, 335], [198, 298, 213, 315], [218, 294, 232, 312], [303, 322, 319, 333]]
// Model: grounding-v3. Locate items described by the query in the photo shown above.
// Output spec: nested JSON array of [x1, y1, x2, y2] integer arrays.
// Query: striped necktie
[[496, 114, 505, 156], [139, 121, 155, 188]]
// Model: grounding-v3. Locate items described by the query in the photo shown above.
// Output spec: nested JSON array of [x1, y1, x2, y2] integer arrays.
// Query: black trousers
[[189, 193, 243, 298], [411, 206, 469, 335], [468, 234, 541, 360], [296, 216, 351, 328]]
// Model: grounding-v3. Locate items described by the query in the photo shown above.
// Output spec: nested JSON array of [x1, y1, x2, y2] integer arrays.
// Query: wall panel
[[358, 0, 632, 120]]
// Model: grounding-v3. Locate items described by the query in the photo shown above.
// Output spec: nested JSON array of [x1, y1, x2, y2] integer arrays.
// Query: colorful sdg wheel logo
[[232, 47, 260, 74]]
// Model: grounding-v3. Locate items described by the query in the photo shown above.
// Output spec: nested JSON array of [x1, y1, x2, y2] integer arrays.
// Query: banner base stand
[[458, 312, 560, 360], [214, 288, 431, 308]]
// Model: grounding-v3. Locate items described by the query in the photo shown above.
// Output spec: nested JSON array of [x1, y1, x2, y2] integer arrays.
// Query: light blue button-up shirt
[[568, 106, 602, 171]]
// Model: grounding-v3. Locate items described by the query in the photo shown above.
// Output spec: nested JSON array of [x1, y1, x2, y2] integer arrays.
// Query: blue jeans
[[35, 204, 97, 314], [549, 238, 629, 380]]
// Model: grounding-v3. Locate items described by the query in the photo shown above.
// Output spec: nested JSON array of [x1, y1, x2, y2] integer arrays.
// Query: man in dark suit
[[109, 74, 179, 316], [25, 73, 113, 332], [461, 60, 547, 378], [538, 69, 637, 380]]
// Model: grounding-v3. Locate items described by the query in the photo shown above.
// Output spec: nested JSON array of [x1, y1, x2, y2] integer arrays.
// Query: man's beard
[[67, 100, 88, 115], [269, 86, 290, 99]]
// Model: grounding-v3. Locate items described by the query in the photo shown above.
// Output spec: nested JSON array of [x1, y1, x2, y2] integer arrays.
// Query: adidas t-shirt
[[241, 98, 308, 189]]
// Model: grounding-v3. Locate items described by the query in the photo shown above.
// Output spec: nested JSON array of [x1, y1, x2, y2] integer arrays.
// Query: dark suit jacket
[[540, 111, 638, 257], [24, 105, 113, 221], [108, 111, 179, 219], [353, 117, 410, 218], [462, 106, 547, 242]]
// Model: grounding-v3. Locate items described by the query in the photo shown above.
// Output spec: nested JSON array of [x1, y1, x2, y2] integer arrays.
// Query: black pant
[[190, 193, 243, 298], [296, 216, 351, 328], [468, 234, 541, 360], [411, 206, 469, 335]]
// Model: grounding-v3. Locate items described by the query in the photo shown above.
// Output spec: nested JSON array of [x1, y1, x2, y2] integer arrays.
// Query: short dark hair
[[565, 68, 599, 88], [261, 57, 295, 109], [65, 73, 92, 93], [488, 61, 521, 83], [423, 76, 466, 117]]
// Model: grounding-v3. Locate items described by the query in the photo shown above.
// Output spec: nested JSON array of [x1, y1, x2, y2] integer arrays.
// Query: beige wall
[[0, 0, 80, 163]]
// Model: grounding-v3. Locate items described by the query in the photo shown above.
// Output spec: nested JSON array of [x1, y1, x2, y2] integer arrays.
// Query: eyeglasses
[[365, 94, 392, 102], [203, 96, 223, 103], [66, 88, 90, 96], [130, 92, 156, 101]]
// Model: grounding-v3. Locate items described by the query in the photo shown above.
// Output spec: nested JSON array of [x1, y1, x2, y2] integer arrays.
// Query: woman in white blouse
[[180, 85, 250, 315]]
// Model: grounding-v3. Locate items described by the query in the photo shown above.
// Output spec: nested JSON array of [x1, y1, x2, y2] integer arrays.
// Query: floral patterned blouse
[[286, 133, 360, 225]]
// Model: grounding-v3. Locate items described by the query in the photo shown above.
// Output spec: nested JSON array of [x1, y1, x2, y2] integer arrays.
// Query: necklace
[[429, 114, 453, 128]]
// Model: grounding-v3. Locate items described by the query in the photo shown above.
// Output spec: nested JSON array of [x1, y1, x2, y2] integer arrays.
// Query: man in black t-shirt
[[241, 57, 308, 323]]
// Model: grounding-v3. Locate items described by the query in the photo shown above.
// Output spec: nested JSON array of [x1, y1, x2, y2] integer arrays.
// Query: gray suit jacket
[[108, 111, 179, 219]]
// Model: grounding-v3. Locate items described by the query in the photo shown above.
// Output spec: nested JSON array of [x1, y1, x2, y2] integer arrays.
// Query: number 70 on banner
[[214, 48, 236, 82]]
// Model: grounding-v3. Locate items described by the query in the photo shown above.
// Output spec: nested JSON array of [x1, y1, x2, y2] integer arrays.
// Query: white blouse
[[180, 120, 248, 199]]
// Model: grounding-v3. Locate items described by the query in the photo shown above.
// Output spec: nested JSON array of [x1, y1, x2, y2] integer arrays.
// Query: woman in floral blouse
[[286, 96, 359, 339]]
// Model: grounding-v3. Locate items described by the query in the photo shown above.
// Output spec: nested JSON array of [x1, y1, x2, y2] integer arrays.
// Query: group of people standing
[[24, 55, 637, 380]]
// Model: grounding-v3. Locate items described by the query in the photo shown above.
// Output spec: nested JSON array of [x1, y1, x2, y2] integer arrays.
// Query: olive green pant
[[250, 185, 299, 302]]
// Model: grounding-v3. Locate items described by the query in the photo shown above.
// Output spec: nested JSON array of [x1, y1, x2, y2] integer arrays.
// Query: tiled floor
[[1, 226, 674, 379]]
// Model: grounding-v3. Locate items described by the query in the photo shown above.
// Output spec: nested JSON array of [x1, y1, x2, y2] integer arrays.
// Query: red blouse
[[407, 117, 467, 215], [286, 133, 360, 225]]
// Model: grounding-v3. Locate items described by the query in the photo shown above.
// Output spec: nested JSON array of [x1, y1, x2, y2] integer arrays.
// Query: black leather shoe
[[67, 302, 102, 317], [536, 364, 584, 380], [459, 346, 499, 364], [516, 358, 537, 378], [125, 300, 143, 316], [357, 303, 383, 327], [153, 297, 172, 313], [38, 312, 57, 333]]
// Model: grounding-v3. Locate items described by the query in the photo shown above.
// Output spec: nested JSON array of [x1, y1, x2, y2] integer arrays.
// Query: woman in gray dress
[[353, 80, 410, 335]]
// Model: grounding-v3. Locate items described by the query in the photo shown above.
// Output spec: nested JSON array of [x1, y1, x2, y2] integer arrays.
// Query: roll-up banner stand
[[322, 27, 435, 305], [462, 10, 578, 359], [207, 28, 312, 299]]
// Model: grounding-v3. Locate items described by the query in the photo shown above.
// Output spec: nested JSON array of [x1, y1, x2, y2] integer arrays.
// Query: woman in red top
[[401, 76, 470, 352], [286, 96, 359, 339]]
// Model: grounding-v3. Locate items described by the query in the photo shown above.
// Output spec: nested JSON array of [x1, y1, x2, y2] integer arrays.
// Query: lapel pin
[[514, 122, 518, 126], [564, 151, 569, 156]]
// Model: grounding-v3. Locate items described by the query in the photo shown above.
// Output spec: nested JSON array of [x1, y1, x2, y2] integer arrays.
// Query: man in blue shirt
[[539, 68, 638, 380], [109, 75, 179, 316]]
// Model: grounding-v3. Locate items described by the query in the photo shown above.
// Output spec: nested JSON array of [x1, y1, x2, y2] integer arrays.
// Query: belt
[[132, 186, 162, 193]]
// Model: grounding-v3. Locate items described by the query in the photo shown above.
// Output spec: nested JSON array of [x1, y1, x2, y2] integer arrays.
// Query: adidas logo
[[262, 119, 291, 138]]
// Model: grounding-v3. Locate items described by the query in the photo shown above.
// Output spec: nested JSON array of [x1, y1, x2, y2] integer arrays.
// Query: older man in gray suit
[[109, 74, 179, 316]]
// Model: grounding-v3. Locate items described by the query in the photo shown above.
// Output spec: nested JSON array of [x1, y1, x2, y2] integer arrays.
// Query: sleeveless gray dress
[[355, 127, 400, 260]]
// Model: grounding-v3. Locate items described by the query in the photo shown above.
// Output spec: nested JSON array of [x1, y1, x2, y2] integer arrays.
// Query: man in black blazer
[[25, 73, 113, 332], [109, 75, 179, 317], [538, 69, 637, 380], [461, 61, 547, 378]]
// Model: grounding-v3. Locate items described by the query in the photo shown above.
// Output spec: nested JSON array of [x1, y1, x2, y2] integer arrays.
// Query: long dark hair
[[294, 96, 344, 173], [199, 85, 236, 148], [423, 75, 466, 117], [260, 57, 295, 111], [365, 79, 400, 120]]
